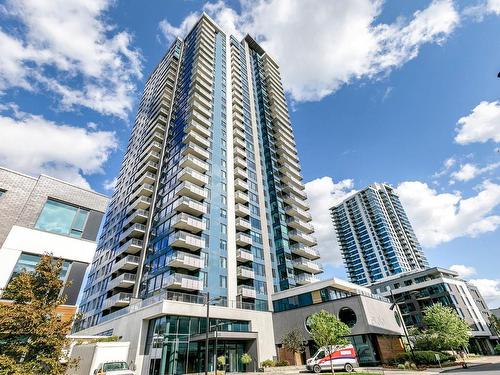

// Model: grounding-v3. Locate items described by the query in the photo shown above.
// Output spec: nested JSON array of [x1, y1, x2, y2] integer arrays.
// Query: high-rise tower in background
[[78, 14, 321, 330], [331, 183, 428, 286]]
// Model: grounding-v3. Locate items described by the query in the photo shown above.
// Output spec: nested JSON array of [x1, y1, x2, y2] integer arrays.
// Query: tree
[[281, 328, 306, 364], [308, 310, 351, 374], [413, 303, 470, 352], [0, 254, 77, 374], [489, 314, 500, 336]]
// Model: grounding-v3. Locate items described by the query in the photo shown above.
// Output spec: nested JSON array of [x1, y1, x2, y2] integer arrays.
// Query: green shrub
[[261, 359, 275, 367], [275, 360, 289, 366], [393, 351, 455, 366], [495, 344, 500, 355], [397, 364, 405, 369]]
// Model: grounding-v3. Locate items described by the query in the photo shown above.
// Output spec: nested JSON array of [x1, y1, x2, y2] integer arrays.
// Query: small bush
[[275, 360, 289, 366], [495, 344, 500, 355], [397, 364, 405, 369], [261, 359, 275, 367], [393, 351, 455, 366]]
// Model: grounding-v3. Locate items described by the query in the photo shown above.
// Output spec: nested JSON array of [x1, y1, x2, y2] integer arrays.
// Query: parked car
[[306, 344, 358, 373]]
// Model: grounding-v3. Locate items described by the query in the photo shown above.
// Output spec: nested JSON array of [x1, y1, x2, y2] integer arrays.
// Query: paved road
[[442, 362, 500, 373]]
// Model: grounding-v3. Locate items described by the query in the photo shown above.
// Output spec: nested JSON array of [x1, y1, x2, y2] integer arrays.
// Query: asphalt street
[[442, 362, 500, 373]]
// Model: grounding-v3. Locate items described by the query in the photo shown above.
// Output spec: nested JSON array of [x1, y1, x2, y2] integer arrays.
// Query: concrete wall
[[76, 300, 276, 374], [272, 295, 404, 345]]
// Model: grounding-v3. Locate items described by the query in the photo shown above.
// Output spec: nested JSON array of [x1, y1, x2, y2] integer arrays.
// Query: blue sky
[[0, 0, 499, 306]]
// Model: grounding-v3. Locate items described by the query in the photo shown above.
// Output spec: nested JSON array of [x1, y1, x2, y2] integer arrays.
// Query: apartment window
[[9, 253, 70, 284], [0, 189, 5, 198], [220, 276, 227, 289], [220, 257, 227, 269], [35, 199, 89, 238]]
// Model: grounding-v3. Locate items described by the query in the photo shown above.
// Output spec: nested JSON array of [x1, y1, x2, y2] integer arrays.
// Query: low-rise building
[[0, 167, 108, 320], [272, 278, 405, 366], [369, 267, 498, 355]]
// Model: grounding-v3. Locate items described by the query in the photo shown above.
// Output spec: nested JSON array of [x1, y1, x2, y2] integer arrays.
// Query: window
[[0, 189, 5, 198], [9, 253, 70, 284], [220, 276, 227, 288], [220, 257, 227, 269], [35, 199, 89, 238], [339, 307, 357, 328]]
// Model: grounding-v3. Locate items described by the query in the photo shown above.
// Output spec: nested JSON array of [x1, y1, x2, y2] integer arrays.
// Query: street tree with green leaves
[[281, 328, 306, 364], [308, 310, 351, 374], [0, 254, 77, 374], [413, 303, 470, 352]]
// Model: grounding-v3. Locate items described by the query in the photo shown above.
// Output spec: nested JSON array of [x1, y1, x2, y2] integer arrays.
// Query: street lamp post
[[390, 289, 418, 364], [204, 293, 222, 375]]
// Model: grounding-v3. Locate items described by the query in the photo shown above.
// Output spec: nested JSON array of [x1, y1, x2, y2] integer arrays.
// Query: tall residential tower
[[331, 183, 428, 286], [78, 13, 321, 350]]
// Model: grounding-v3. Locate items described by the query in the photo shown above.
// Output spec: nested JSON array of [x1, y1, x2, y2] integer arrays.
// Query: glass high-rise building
[[331, 183, 428, 286], [78, 14, 322, 331]]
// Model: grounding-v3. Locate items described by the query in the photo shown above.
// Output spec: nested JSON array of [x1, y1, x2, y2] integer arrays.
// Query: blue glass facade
[[331, 183, 429, 285]]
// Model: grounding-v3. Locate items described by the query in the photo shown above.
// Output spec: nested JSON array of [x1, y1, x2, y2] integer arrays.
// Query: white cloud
[[0, 0, 142, 118], [449, 264, 477, 278], [464, 0, 500, 20], [304, 177, 357, 266], [433, 157, 456, 178], [450, 162, 500, 182], [455, 101, 500, 144], [160, 0, 459, 102], [469, 279, 500, 308], [103, 177, 118, 192], [396, 180, 500, 247], [0, 108, 117, 189]]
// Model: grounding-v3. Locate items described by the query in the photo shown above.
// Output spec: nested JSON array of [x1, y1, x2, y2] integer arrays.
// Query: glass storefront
[[144, 315, 252, 374]]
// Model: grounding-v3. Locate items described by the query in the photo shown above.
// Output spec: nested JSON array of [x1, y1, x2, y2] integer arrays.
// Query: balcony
[[188, 92, 212, 111], [135, 171, 156, 186], [123, 209, 149, 228], [290, 243, 320, 260], [183, 132, 210, 149], [167, 251, 204, 271], [142, 150, 161, 163], [234, 179, 249, 191], [236, 232, 252, 246], [234, 146, 246, 159], [168, 230, 205, 251], [135, 161, 158, 178], [178, 167, 209, 186], [103, 292, 131, 310], [173, 196, 207, 216], [175, 181, 208, 201], [289, 230, 317, 247], [235, 203, 250, 217], [128, 196, 152, 212], [285, 206, 312, 221], [235, 217, 251, 231], [295, 273, 320, 285], [283, 194, 309, 211], [286, 217, 314, 234], [108, 273, 136, 290], [292, 259, 323, 274], [182, 141, 210, 160], [186, 120, 211, 139], [130, 183, 154, 201], [283, 184, 307, 200], [237, 285, 257, 299], [112, 255, 140, 273], [234, 156, 247, 169], [234, 191, 249, 204], [116, 238, 143, 256], [234, 167, 248, 180], [180, 154, 209, 173], [171, 213, 206, 233], [236, 248, 253, 263], [119, 223, 146, 243], [163, 273, 203, 291], [142, 140, 162, 154], [237, 266, 255, 279], [280, 173, 303, 190]]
